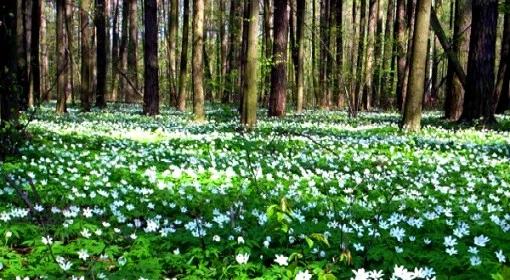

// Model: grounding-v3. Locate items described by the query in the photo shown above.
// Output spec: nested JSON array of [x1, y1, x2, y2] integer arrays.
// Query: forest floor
[[1, 104, 510, 279]]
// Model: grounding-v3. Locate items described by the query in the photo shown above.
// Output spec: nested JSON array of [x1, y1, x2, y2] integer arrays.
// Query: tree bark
[[17, 0, 28, 110], [95, 0, 107, 108], [126, 0, 138, 103], [192, 0, 205, 121], [354, 0, 367, 114], [268, 0, 289, 117], [381, 0, 395, 109], [119, 0, 129, 102], [65, 0, 74, 105], [168, 0, 178, 105], [444, 0, 471, 121], [177, 0, 190, 111], [224, 0, 243, 104], [143, 0, 160, 116], [493, 0, 510, 114], [402, 0, 432, 131], [296, 0, 306, 112], [81, 0, 93, 111], [395, 0, 406, 111], [40, 0, 49, 102], [363, 0, 378, 110], [241, 0, 259, 128], [111, 0, 120, 102], [30, 0, 41, 107], [460, 0, 497, 123], [0, 1, 19, 124], [56, 0, 67, 114]]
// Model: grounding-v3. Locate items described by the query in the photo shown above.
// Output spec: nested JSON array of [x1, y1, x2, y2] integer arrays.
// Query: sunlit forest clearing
[[1, 0, 510, 279]]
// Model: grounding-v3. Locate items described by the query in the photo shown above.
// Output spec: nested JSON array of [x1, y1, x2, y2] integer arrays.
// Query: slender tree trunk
[[143, 0, 159, 115], [81, 0, 93, 111], [177, 0, 190, 111], [349, 0, 358, 114], [65, 0, 74, 105], [17, 0, 28, 110], [40, 0, 49, 102], [0, 1, 19, 125], [192, 0, 205, 121], [381, 0, 395, 109], [56, 0, 67, 114], [268, 0, 289, 117], [326, 0, 334, 108], [494, 0, 510, 114], [219, 0, 228, 103], [240, 0, 250, 114], [30, 0, 41, 107], [168, 0, 178, 105], [241, 0, 259, 128], [95, 0, 107, 108], [354, 0, 367, 114], [118, 0, 128, 102], [224, 0, 243, 104], [429, 0, 442, 107], [24, 0, 33, 108], [318, 0, 329, 109], [111, 0, 120, 102], [444, 0, 471, 121], [460, 0, 498, 123], [126, 0, 138, 102], [335, 0, 344, 108], [395, 0, 406, 111], [363, 0, 378, 110], [295, 0, 306, 112], [373, 0, 383, 107], [401, 0, 416, 111], [262, 0, 272, 105], [312, 0, 318, 106], [402, 0, 432, 131]]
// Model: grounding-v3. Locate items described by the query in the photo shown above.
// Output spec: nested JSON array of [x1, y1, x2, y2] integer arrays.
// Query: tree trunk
[[0, 1, 19, 124], [192, 0, 205, 121], [354, 0, 367, 114], [312, 0, 318, 106], [17, 0, 28, 110], [168, 0, 178, 105], [460, 0, 497, 123], [95, 0, 107, 108], [402, 0, 432, 131], [143, 0, 160, 116], [363, 0, 378, 110], [24, 0, 33, 108], [119, 0, 129, 102], [65, 0, 74, 105], [30, 0, 41, 107], [56, 0, 67, 114], [219, 0, 228, 104], [126, 0, 138, 103], [80, 0, 93, 111], [295, 0, 306, 112], [241, 0, 259, 128], [381, 0, 395, 109], [224, 0, 243, 104], [262, 0, 272, 105], [111, 0, 120, 102], [444, 0, 471, 121], [40, 0, 49, 102], [177, 0, 190, 111], [318, 0, 329, 109], [493, 0, 510, 114], [395, 0, 406, 111], [268, 0, 289, 117]]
